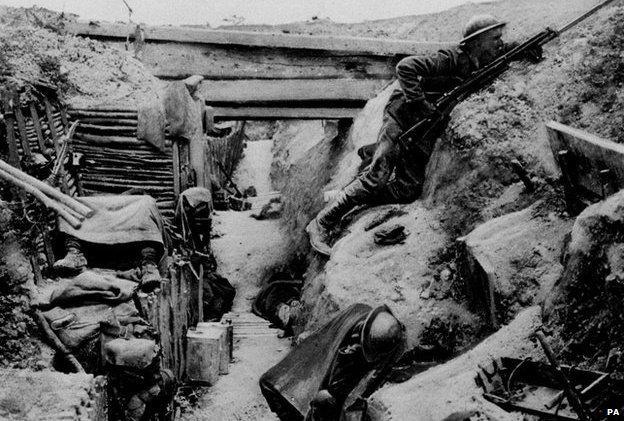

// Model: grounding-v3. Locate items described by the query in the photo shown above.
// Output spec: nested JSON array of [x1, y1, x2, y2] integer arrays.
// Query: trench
[[187, 131, 293, 420], [185, 114, 471, 420], [185, 103, 485, 420]]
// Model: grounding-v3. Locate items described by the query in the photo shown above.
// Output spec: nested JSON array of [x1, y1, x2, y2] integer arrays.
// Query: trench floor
[[184, 140, 290, 420]]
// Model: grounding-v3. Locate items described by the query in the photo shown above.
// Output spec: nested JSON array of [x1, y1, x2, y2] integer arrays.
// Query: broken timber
[[546, 121, 624, 214], [67, 21, 451, 119]]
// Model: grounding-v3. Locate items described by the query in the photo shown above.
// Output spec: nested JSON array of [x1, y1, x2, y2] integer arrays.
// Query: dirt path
[[185, 139, 290, 420]]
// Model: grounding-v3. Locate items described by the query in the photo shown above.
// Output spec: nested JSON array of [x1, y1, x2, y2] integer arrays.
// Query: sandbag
[[49, 270, 136, 307], [42, 302, 141, 349], [137, 96, 166, 152]]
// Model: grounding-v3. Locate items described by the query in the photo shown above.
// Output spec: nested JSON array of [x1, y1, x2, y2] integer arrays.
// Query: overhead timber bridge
[[67, 21, 451, 120]]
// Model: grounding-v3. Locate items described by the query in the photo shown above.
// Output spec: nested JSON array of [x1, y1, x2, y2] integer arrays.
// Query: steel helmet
[[361, 305, 405, 363], [460, 14, 506, 46]]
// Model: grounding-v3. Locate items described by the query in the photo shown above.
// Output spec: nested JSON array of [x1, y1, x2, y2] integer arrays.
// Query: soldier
[[306, 15, 543, 255], [53, 194, 166, 290], [259, 304, 405, 421]]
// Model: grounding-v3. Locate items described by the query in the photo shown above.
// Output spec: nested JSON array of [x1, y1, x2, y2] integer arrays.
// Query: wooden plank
[[29, 103, 50, 157], [70, 118, 137, 126], [178, 139, 192, 191], [74, 133, 146, 146], [172, 142, 180, 200], [13, 104, 32, 159], [66, 21, 451, 56], [58, 104, 69, 129], [68, 110, 137, 119], [546, 120, 624, 206], [212, 106, 361, 120], [105, 41, 397, 80], [2, 99, 20, 168], [85, 167, 172, 177], [41, 226, 55, 267], [80, 180, 173, 191], [43, 97, 59, 154], [81, 175, 173, 186], [200, 78, 389, 104], [78, 123, 137, 136]]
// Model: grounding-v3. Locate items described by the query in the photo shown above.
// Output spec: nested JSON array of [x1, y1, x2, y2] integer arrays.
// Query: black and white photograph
[[0, 0, 622, 419]]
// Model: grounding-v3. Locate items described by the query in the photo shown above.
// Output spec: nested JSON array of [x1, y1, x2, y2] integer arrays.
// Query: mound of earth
[[0, 369, 102, 420], [544, 188, 624, 372], [367, 307, 542, 421], [0, 6, 160, 107]]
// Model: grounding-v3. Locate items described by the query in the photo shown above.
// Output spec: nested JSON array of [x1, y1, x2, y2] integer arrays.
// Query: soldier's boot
[[139, 246, 162, 291], [53, 237, 87, 275], [306, 188, 360, 256]]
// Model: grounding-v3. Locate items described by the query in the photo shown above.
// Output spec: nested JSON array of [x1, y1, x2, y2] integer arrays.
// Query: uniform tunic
[[348, 47, 479, 205]]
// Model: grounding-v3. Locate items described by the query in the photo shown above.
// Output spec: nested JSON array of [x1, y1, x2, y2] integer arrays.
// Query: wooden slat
[[546, 120, 624, 206], [212, 106, 361, 120], [81, 180, 173, 192], [2, 99, 20, 168], [74, 133, 148, 146], [66, 21, 450, 56], [29, 103, 50, 156], [43, 97, 59, 154], [200, 78, 389, 104], [178, 139, 191, 192], [81, 175, 173, 186], [69, 106, 137, 113], [85, 166, 172, 176], [58, 105, 69, 129], [78, 123, 138, 136], [13, 105, 32, 159], [68, 110, 138, 119], [172, 142, 180, 199], [71, 118, 137, 127]]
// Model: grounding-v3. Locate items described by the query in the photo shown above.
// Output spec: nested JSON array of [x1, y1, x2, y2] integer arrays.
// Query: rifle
[[398, 0, 618, 158]]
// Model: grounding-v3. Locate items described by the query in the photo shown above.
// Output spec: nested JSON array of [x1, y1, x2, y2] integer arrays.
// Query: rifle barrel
[[557, 0, 619, 34]]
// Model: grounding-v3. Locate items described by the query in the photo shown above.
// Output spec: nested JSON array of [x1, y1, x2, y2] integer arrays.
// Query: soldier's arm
[[395, 51, 456, 102]]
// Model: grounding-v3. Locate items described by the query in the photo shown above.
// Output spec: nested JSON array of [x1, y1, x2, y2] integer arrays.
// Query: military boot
[[53, 237, 87, 275], [139, 246, 162, 291], [306, 189, 359, 256]]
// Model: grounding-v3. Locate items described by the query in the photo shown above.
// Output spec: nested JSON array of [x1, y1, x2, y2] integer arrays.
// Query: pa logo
[[606, 409, 622, 416]]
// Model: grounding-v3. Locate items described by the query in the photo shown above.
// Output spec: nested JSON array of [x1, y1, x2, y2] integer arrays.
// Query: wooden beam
[[66, 21, 451, 56], [102, 40, 397, 80], [212, 106, 361, 120], [199, 79, 390, 104]]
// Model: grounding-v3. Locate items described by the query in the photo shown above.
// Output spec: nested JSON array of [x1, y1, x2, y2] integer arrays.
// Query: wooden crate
[[546, 120, 624, 214]]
